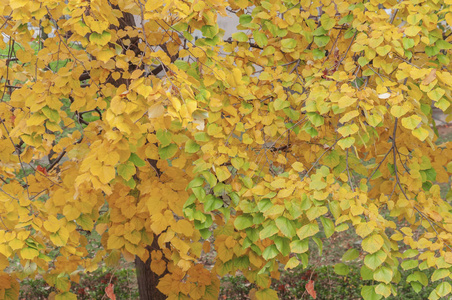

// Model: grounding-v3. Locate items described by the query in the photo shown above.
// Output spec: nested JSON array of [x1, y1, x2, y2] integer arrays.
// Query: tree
[[1, 0, 452, 299]]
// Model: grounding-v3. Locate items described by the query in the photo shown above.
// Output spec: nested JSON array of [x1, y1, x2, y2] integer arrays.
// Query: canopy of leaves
[[1, 0, 452, 299]]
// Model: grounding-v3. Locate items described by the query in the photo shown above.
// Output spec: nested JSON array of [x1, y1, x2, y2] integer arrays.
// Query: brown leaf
[[105, 283, 116, 300], [422, 69, 436, 85], [305, 280, 317, 299]]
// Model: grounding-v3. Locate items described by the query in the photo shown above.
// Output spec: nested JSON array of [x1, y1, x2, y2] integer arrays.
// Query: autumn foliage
[[1, 0, 452, 299]]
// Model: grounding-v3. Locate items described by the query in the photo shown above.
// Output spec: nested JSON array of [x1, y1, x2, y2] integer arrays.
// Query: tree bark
[[134, 239, 167, 300]]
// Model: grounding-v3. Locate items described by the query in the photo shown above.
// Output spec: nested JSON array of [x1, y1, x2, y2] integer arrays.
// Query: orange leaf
[[305, 280, 317, 299], [105, 283, 116, 300], [36, 165, 48, 176]]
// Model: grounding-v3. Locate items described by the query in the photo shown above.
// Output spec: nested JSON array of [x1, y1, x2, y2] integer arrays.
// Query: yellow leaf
[[422, 69, 437, 85], [90, 161, 115, 184], [270, 178, 286, 189], [174, 219, 194, 237], [291, 162, 304, 172], [232, 68, 242, 85], [401, 115, 422, 130], [151, 259, 167, 275], [107, 235, 125, 249], [10, 0, 28, 9], [446, 13, 452, 27], [255, 288, 279, 300], [339, 110, 360, 123], [97, 48, 114, 63], [43, 216, 60, 233], [297, 222, 319, 240], [376, 45, 391, 56], [215, 166, 231, 182], [390, 105, 408, 118], [362, 234, 384, 254], [284, 256, 300, 270], [412, 127, 429, 141], [404, 26, 421, 36], [306, 206, 328, 220], [50, 228, 69, 246], [20, 248, 39, 260], [338, 96, 357, 109], [148, 103, 165, 118]]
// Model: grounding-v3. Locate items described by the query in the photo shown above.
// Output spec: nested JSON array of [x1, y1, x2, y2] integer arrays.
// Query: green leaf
[[239, 14, 252, 25], [342, 248, 360, 261], [436, 282, 452, 297], [204, 195, 223, 212], [407, 271, 428, 286], [77, 214, 94, 231], [234, 215, 253, 230], [427, 87, 445, 102], [334, 263, 350, 275], [283, 107, 300, 121], [312, 27, 327, 36], [307, 112, 324, 127], [260, 222, 279, 239], [156, 129, 172, 147], [296, 222, 319, 240], [89, 31, 111, 46], [194, 132, 209, 142], [411, 282, 422, 293], [313, 48, 326, 60], [275, 216, 296, 238], [314, 35, 330, 47], [246, 228, 259, 242], [258, 198, 273, 212], [253, 31, 268, 48], [432, 269, 450, 282], [312, 236, 323, 255], [320, 216, 335, 238], [375, 283, 391, 298], [281, 38, 297, 50], [232, 32, 248, 42], [262, 244, 279, 260], [365, 251, 387, 270], [185, 140, 200, 153], [201, 25, 218, 38], [373, 266, 393, 284], [129, 153, 146, 167], [425, 45, 439, 57], [255, 288, 278, 300], [42, 106, 60, 122], [436, 39, 452, 50], [358, 56, 369, 66], [158, 144, 178, 160], [55, 292, 77, 300], [273, 236, 290, 256], [55, 275, 70, 292], [402, 38, 415, 49], [400, 259, 418, 270], [361, 286, 382, 300], [117, 161, 136, 181], [337, 137, 355, 149], [361, 265, 374, 280], [187, 178, 204, 192], [290, 239, 309, 253], [338, 14, 353, 25], [344, 28, 356, 39]]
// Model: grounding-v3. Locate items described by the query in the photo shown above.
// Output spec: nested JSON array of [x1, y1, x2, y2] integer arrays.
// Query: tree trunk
[[110, 9, 167, 300], [134, 239, 167, 300]]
